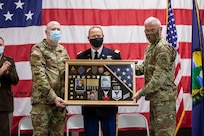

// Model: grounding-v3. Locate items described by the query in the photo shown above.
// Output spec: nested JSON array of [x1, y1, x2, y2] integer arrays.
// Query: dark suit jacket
[[0, 55, 19, 112], [77, 46, 121, 116]]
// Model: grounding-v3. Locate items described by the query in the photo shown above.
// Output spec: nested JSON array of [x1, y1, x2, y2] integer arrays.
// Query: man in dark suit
[[77, 26, 121, 136], [0, 37, 19, 136]]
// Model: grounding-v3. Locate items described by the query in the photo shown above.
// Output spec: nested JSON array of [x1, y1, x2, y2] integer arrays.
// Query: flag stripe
[[5, 42, 192, 62], [42, 9, 167, 26], [42, 9, 204, 26], [41, 0, 204, 10], [42, 0, 170, 9], [174, 61, 181, 80]]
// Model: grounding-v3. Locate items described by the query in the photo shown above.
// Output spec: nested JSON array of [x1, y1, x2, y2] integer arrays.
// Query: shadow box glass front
[[64, 60, 138, 106]]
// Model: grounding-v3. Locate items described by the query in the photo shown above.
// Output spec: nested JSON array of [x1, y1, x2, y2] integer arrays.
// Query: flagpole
[[166, 0, 185, 135]]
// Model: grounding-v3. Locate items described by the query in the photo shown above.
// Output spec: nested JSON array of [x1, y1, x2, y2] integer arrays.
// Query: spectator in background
[[0, 37, 19, 136], [132, 16, 177, 136], [30, 21, 70, 136]]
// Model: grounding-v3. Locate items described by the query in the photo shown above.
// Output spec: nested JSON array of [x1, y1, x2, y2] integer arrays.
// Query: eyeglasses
[[144, 28, 160, 34]]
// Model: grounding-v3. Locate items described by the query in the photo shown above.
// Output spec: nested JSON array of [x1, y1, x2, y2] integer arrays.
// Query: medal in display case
[[64, 60, 138, 106]]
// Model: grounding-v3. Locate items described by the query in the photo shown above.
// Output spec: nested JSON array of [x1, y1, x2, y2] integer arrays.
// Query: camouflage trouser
[[30, 104, 66, 136], [150, 100, 176, 136]]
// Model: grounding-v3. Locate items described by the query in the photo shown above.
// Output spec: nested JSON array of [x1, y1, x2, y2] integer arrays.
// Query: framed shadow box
[[64, 60, 138, 106]]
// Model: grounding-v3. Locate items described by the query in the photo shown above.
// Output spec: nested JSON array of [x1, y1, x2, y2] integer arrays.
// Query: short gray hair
[[144, 16, 161, 27], [46, 21, 60, 30], [88, 26, 103, 36]]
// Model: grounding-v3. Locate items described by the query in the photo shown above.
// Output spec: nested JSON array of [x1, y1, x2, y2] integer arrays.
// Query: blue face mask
[[0, 46, 4, 54], [49, 30, 61, 42]]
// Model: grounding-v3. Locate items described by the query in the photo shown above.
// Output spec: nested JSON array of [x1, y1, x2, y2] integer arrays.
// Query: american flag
[[0, 0, 203, 134], [0, 0, 41, 28], [108, 64, 133, 89], [166, 0, 184, 135]]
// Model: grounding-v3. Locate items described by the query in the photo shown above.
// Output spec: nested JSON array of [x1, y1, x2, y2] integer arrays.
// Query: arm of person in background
[[0, 58, 19, 85]]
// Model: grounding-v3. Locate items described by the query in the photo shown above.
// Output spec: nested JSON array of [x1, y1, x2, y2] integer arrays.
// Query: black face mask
[[90, 38, 103, 48]]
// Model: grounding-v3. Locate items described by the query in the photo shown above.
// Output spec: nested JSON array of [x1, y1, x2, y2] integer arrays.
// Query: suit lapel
[[99, 47, 108, 59], [86, 49, 92, 59]]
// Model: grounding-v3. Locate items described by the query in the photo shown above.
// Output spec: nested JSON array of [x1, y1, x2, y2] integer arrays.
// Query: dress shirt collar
[[91, 45, 103, 59]]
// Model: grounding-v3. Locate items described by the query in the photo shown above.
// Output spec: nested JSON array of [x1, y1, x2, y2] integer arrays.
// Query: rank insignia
[[103, 71, 110, 75], [114, 49, 120, 54], [78, 66, 85, 75], [112, 90, 122, 100], [102, 90, 110, 100], [123, 92, 130, 100]]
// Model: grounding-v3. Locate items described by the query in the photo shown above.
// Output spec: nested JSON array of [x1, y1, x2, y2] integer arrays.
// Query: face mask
[[49, 30, 61, 42], [0, 46, 4, 54], [145, 31, 160, 44], [90, 38, 103, 48]]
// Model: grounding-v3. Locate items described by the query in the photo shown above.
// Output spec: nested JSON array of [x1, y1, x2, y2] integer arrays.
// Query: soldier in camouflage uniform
[[30, 21, 70, 136], [132, 17, 177, 136]]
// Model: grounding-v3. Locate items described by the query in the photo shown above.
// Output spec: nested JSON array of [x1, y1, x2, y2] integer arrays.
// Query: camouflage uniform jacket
[[30, 39, 69, 104], [136, 38, 177, 101]]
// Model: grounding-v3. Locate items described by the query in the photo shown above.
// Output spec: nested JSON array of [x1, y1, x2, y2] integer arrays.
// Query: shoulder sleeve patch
[[31, 50, 41, 56], [114, 49, 120, 54]]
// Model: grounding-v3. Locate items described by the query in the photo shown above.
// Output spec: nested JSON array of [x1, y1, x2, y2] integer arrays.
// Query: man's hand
[[132, 89, 142, 101], [0, 61, 11, 75], [54, 97, 66, 108]]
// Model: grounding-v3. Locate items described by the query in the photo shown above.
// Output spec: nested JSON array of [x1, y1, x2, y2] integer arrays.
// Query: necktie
[[94, 51, 98, 59]]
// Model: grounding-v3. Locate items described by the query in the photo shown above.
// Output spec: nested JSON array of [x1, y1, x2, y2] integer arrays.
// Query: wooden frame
[[64, 60, 138, 105]]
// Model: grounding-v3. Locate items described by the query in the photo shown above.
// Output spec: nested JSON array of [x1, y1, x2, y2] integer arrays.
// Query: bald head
[[144, 17, 162, 44], [45, 21, 62, 45], [46, 21, 61, 31], [144, 16, 162, 34]]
